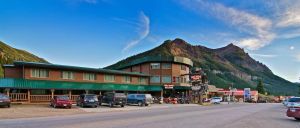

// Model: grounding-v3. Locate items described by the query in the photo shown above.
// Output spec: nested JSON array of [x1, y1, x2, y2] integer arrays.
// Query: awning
[[173, 86, 191, 90], [0, 78, 162, 91]]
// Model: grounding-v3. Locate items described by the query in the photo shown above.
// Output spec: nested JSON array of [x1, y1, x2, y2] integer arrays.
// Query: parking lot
[[0, 103, 199, 119]]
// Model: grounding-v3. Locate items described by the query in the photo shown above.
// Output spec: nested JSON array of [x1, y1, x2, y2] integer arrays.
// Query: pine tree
[[256, 80, 265, 94]]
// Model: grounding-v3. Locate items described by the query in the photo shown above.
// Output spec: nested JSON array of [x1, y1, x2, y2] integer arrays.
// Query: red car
[[50, 95, 72, 109], [286, 97, 300, 120], [287, 107, 300, 120]]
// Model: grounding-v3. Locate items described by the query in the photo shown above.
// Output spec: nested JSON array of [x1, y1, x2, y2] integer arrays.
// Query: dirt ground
[[0, 104, 85, 119]]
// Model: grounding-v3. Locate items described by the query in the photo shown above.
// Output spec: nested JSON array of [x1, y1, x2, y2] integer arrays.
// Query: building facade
[[0, 56, 193, 103], [105, 56, 193, 98]]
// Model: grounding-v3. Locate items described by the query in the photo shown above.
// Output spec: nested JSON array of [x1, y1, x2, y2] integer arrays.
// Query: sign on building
[[244, 88, 251, 101], [164, 84, 174, 89]]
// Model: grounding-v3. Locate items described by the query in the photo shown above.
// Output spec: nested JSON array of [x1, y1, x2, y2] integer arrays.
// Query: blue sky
[[0, 0, 299, 82]]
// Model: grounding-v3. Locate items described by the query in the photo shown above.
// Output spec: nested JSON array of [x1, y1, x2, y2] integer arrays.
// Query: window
[[162, 76, 172, 83], [61, 71, 74, 80], [138, 77, 147, 84], [31, 69, 49, 78], [150, 76, 160, 83], [162, 63, 171, 69], [181, 65, 186, 71], [104, 74, 115, 82], [83, 73, 96, 81], [150, 63, 160, 69], [122, 76, 131, 83], [173, 77, 180, 83]]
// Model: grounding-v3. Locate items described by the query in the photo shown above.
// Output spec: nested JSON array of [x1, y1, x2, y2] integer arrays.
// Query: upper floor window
[[31, 69, 49, 78], [162, 63, 171, 69], [173, 76, 180, 83], [150, 63, 160, 69], [61, 71, 74, 80], [83, 73, 96, 81], [138, 77, 147, 84], [122, 76, 131, 83], [162, 76, 172, 83], [181, 65, 187, 71], [104, 74, 115, 82], [150, 76, 160, 83]]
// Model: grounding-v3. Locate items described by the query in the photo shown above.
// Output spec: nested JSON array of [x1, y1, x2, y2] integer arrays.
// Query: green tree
[[256, 80, 265, 94]]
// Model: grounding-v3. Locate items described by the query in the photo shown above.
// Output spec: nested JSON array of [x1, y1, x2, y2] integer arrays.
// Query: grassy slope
[[0, 41, 48, 77]]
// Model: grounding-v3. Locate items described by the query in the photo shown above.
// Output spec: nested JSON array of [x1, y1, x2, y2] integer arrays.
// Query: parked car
[[76, 94, 99, 108], [0, 93, 10, 108], [210, 97, 222, 104], [99, 92, 126, 107], [286, 97, 300, 108], [50, 95, 72, 109], [286, 97, 300, 120], [127, 94, 153, 107]]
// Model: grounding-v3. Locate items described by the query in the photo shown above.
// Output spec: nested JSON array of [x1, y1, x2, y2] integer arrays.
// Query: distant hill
[[106, 38, 299, 96], [0, 41, 48, 77]]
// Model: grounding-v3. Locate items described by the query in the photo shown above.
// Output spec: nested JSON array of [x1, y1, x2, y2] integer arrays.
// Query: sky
[[0, 0, 299, 82]]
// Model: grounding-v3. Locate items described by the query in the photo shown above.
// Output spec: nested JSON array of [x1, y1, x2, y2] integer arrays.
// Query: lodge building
[[0, 56, 193, 103]]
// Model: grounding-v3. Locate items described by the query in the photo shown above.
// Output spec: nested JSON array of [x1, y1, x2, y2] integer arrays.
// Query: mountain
[[106, 38, 299, 96], [0, 41, 48, 77]]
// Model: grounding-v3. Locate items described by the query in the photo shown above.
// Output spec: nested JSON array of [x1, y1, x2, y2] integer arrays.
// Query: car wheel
[[53, 104, 57, 108], [99, 102, 102, 106], [121, 104, 125, 107], [80, 103, 84, 108], [138, 101, 143, 107], [295, 117, 300, 120], [7, 104, 10, 108]]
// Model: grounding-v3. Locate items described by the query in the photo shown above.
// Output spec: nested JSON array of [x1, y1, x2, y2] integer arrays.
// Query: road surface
[[0, 103, 299, 128]]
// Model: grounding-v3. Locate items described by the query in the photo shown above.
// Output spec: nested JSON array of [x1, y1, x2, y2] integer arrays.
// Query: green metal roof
[[10, 61, 150, 77], [0, 78, 162, 91], [107, 56, 193, 70]]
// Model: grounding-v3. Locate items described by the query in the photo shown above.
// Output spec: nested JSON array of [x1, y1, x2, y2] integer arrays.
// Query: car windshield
[[115, 93, 126, 97], [288, 98, 300, 102], [85, 95, 97, 100], [137, 95, 145, 98], [57, 96, 69, 100], [0, 95, 9, 99]]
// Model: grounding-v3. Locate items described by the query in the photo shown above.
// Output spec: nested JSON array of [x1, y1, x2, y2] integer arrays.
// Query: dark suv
[[76, 94, 99, 108], [127, 94, 153, 107], [99, 92, 126, 107]]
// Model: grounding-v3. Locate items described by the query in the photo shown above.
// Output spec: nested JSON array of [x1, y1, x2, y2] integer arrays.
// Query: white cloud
[[250, 53, 277, 58], [180, 0, 275, 50], [123, 12, 150, 52], [290, 46, 295, 50], [275, 1, 300, 27]]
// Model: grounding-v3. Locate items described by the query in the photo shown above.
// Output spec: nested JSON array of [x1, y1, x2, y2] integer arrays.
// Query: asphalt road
[[0, 103, 299, 128]]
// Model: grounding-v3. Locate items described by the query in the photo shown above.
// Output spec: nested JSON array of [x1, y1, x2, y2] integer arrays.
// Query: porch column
[[68, 90, 72, 99], [5, 88, 10, 96], [27, 90, 31, 103], [160, 90, 163, 98], [50, 89, 55, 98], [99, 91, 102, 96], [85, 90, 89, 94]]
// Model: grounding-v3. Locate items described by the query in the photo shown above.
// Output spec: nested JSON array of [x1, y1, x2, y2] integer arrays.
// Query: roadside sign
[[191, 75, 201, 81], [244, 88, 251, 101], [191, 86, 201, 91]]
